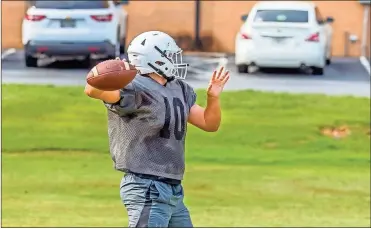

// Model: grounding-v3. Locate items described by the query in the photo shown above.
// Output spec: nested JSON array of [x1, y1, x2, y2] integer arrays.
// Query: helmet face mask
[[168, 50, 188, 80], [127, 31, 189, 81]]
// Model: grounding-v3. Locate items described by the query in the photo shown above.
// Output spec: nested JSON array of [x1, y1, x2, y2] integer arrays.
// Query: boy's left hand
[[207, 67, 230, 98]]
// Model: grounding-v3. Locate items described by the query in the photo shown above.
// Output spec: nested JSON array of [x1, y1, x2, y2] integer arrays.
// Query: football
[[86, 59, 137, 91]]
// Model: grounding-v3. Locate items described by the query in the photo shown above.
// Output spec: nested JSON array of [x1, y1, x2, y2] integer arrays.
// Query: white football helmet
[[127, 31, 188, 81]]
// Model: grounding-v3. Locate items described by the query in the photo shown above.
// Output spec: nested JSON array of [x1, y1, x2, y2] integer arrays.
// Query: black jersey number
[[160, 97, 185, 140]]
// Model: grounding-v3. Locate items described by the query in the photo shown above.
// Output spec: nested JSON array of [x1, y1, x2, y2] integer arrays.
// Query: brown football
[[86, 59, 137, 91]]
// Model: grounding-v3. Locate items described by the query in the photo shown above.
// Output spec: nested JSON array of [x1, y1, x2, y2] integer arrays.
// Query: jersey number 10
[[160, 97, 185, 140]]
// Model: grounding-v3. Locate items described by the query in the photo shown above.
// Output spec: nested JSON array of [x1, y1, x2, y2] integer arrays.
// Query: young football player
[[84, 31, 230, 227]]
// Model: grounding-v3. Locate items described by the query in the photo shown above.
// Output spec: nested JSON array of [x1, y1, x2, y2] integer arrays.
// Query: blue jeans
[[120, 173, 193, 228]]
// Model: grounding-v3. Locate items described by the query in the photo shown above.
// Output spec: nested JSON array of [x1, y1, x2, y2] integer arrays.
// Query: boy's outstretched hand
[[207, 66, 230, 98]]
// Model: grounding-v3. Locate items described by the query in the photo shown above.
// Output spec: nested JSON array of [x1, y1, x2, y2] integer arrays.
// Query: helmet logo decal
[[154, 46, 172, 62], [155, 61, 165, 66]]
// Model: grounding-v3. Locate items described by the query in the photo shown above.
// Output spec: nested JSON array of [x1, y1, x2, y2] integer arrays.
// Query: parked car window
[[254, 10, 309, 23], [32, 1, 109, 9]]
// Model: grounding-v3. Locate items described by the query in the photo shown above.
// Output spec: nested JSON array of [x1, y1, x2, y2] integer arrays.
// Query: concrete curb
[[1, 48, 16, 60], [360, 56, 370, 76]]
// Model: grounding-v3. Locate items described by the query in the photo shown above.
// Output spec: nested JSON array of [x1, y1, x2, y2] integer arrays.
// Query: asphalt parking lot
[[1, 49, 370, 97]]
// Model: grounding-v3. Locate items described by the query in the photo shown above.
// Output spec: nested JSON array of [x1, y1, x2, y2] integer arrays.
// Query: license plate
[[273, 37, 286, 43], [60, 19, 76, 28]]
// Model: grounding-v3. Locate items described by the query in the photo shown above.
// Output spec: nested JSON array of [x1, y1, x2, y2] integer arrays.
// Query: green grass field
[[2, 84, 370, 227]]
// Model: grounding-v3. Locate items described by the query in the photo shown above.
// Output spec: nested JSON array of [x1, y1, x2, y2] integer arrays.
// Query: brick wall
[[1, 0, 368, 57], [1, 1, 27, 49]]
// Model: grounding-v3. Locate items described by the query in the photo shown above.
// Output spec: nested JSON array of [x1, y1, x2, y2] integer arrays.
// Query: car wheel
[[326, 58, 331, 65], [25, 55, 38, 67], [311, 66, 324, 75], [80, 56, 91, 68], [237, 64, 248, 73]]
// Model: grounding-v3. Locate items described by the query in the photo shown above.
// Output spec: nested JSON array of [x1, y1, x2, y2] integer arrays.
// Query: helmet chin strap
[[147, 62, 175, 82]]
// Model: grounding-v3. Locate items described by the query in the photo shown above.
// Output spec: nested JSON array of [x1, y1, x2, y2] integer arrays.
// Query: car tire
[[326, 58, 331, 65], [311, 67, 324, 75], [25, 55, 38, 67], [237, 64, 248, 73], [80, 56, 91, 68]]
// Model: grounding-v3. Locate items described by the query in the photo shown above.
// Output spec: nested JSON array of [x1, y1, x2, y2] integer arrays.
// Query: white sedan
[[235, 1, 334, 75]]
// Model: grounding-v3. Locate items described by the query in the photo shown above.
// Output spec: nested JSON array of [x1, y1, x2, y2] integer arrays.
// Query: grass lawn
[[1, 84, 370, 227]]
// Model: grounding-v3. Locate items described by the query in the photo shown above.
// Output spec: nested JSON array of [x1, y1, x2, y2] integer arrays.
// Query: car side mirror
[[317, 19, 324, 25], [326, 17, 334, 23], [241, 14, 248, 22]]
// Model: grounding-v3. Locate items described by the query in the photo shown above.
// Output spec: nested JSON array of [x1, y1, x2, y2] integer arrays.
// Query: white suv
[[22, 0, 128, 67], [235, 1, 334, 75]]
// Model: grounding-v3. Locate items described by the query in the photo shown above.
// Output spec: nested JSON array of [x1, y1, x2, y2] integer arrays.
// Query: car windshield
[[254, 10, 309, 23], [33, 1, 109, 9]]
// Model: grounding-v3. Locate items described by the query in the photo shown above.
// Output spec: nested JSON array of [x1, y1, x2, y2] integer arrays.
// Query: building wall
[[1, 1, 367, 57], [123, 1, 195, 42], [1, 1, 27, 50]]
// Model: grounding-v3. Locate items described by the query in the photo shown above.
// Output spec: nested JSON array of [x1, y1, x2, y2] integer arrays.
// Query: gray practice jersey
[[104, 75, 197, 180]]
